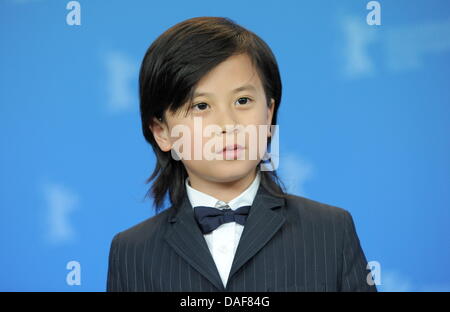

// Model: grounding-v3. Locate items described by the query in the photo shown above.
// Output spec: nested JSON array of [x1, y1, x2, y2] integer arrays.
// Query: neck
[[187, 169, 258, 202]]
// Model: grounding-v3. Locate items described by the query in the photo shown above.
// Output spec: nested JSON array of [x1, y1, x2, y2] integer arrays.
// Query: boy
[[106, 16, 377, 292]]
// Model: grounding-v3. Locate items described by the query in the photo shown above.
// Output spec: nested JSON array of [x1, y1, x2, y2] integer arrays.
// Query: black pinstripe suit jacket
[[106, 183, 377, 292]]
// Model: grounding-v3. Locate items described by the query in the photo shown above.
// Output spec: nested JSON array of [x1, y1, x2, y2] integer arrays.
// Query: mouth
[[216, 144, 244, 154]]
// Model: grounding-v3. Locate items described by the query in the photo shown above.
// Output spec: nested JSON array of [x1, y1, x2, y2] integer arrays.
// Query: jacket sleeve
[[340, 210, 377, 292], [106, 232, 123, 292]]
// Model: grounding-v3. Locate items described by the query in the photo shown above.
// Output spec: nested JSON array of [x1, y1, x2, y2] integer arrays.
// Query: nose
[[216, 107, 239, 135]]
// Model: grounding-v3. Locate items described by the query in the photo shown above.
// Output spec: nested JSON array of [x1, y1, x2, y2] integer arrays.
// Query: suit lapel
[[163, 182, 287, 292], [226, 183, 286, 287], [164, 194, 225, 291]]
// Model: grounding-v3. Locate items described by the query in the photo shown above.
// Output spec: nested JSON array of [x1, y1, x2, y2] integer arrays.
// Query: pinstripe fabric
[[106, 183, 377, 292]]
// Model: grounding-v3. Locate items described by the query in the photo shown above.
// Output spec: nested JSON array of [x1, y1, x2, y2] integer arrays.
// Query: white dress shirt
[[185, 170, 261, 288]]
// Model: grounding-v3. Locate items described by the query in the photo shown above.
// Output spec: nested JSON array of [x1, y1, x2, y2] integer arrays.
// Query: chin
[[206, 160, 258, 182]]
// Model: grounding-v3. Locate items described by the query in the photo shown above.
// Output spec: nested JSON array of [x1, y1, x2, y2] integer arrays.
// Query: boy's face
[[150, 53, 274, 184]]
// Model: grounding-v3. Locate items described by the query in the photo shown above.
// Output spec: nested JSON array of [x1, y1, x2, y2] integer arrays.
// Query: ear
[[267, 98, 275, 137], [149, 117, 172, 152]]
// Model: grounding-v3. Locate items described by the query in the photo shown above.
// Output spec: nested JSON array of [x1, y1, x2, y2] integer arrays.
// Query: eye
[[191, 102, 210, 111], [235, 97, 252, 106]]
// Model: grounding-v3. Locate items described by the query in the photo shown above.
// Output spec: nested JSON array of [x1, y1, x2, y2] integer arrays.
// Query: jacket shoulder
[[283, 193, 351, 224]]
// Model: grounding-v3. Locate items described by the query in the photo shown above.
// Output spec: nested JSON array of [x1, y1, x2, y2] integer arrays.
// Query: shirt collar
[[185, 170, 261, 210]]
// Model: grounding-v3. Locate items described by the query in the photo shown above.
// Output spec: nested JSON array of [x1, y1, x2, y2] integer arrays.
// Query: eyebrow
[[193, 84, 257, 98]]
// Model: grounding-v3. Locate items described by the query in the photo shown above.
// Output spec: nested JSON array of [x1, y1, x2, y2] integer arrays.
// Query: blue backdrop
[[1, 0, 449, 291]]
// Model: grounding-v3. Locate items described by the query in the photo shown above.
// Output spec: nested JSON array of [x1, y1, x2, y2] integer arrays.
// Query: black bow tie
[[193, 205, 251, 234]]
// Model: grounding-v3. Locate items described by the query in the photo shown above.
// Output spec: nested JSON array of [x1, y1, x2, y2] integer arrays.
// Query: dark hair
[[139, 16, 288, 213]]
